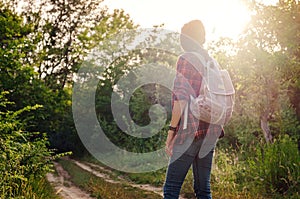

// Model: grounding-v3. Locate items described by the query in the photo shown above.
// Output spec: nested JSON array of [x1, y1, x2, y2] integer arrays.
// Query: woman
[[163, 20, 223, 199]]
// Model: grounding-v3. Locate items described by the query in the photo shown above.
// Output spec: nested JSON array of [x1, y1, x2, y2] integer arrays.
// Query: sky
[[103, 0, 278, 41]]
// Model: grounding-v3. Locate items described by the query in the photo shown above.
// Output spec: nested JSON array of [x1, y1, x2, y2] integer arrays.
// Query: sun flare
[[202, 0, 251, 41], [104, 0, 254, 41]]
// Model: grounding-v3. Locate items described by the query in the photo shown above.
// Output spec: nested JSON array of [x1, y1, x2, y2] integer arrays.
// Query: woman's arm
[[165, 55, 194, 156], [165, 100, 187, 156]]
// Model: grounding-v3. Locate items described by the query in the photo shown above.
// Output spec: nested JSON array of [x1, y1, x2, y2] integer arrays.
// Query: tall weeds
[[0, 92, 59, 198], [211, 135, 299, 198]]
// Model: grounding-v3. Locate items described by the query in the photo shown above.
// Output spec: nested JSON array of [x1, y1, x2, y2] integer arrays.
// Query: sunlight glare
[[104, 0, 278, 41], [199, 0, 251, 41]]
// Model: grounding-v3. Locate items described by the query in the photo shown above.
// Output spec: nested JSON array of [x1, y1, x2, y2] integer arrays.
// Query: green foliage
[[247, 0, 300, 120], [246, 135, 300, 196], [0, 92, 58, 198], [8, 0, 137, 90], [95, 48, 175, 153], [209, 0, 300, 146], [123, 169, 166, 187], [0, 0, 299, 198], [0, 5, 36, 107], [0, 0, 137, 157], [0, 5, 77, 156], [210, 147, 256, 198], [210, 135, 300, 198]]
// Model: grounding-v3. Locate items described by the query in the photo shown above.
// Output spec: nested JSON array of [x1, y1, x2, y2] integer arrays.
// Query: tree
[[77, 27, 180, 152], [0, 91, 59, 198], [209, 0, 300, 144], [3, 0, 136, 90], [1, 0, 138, 154], [242, 0, 300, 142]]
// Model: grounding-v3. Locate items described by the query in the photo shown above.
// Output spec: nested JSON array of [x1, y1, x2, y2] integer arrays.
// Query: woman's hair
[[180, 20, 206, 51]]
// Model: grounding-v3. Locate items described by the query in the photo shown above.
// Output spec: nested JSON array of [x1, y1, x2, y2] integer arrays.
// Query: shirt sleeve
[[172, 56, 194, 102]]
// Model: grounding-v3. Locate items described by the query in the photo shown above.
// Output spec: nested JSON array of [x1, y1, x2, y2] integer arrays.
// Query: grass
[[78, 155, 166, 186], [0, 178, 62, 199], [119, 169, 166, 187], [33, 178, 63, 199], [78, 155, 265, 199], [77, 156, 258, 199], [76, 156, 265, 199], [71, 139, 299, 199], [58, 158, 162, 199]]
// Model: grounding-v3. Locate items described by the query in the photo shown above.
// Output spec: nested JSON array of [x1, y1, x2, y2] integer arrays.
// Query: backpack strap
[[190, 52, 207, 65], [183, 102, 188, 130], [189, 52, 210, 96], [182, 52, 209, 130], [189, 52, 208, 77]]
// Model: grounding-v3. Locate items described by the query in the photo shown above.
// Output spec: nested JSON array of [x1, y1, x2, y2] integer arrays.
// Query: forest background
[[0, 0, 299, 198]]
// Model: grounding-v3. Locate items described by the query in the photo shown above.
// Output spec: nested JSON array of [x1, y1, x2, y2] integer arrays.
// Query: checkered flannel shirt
[[172, 52, 223, 143]]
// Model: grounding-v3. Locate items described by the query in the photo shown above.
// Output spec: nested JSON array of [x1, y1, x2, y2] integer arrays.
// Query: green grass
[[58, 158, 162, 199], [74, 139, 299, 199], [79, 155, 166, 186], [78, 155, 263, 199], [119, 169, 166, 187], [0, 177, 62, 199], [77, 156, 261, 199], [32, 178, 62, 199]]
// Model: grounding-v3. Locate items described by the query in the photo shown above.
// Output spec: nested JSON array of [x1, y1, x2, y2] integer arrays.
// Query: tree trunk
[[260, 114, 273, 143]]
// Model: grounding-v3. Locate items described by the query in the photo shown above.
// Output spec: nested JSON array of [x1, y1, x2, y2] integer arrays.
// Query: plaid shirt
[[172, 52, 223, 143]]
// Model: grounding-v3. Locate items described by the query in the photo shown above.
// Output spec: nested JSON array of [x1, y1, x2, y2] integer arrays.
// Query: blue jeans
[[163, 136, 215, 199]]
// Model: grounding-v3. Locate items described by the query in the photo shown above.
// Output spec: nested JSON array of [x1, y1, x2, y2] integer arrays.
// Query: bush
[[211, 147, 255, 198], [246, 135, 300, 197], [210, 136, 300, 198], [0, 92, 58, 198]]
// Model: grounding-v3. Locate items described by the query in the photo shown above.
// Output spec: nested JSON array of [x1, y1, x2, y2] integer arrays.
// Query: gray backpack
[[183, 52, 235, 127]]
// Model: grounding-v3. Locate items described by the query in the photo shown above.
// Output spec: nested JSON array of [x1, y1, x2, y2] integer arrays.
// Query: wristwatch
[[168, 125, 177, 131]]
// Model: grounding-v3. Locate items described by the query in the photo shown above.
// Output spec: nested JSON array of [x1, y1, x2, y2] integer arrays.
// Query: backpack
[[184, 52, 235, 127]]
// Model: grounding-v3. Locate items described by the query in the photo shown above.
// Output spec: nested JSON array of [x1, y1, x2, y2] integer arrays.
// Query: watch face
[[169, 126, 177, 131]]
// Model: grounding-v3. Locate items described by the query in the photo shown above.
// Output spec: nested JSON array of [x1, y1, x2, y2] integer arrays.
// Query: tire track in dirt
[[46, 162, 95, 199]]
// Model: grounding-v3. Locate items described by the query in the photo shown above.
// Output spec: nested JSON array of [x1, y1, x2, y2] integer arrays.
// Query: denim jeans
[[163, 136, 215, 199]]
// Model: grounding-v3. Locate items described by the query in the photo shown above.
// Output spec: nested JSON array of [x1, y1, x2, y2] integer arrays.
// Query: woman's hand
[[165, 130, 176, 156]]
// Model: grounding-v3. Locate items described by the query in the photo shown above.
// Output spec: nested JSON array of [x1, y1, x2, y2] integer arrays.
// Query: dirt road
[[46, 162, 95, 199], [47, 159, 188, 199]]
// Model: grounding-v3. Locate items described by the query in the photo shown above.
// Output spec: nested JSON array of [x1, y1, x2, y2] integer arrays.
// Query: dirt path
[[72, 159, 164, 197], [71, 159, 188, 199], [47, 158, 188, 199], [46, 162, 95, 199]]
